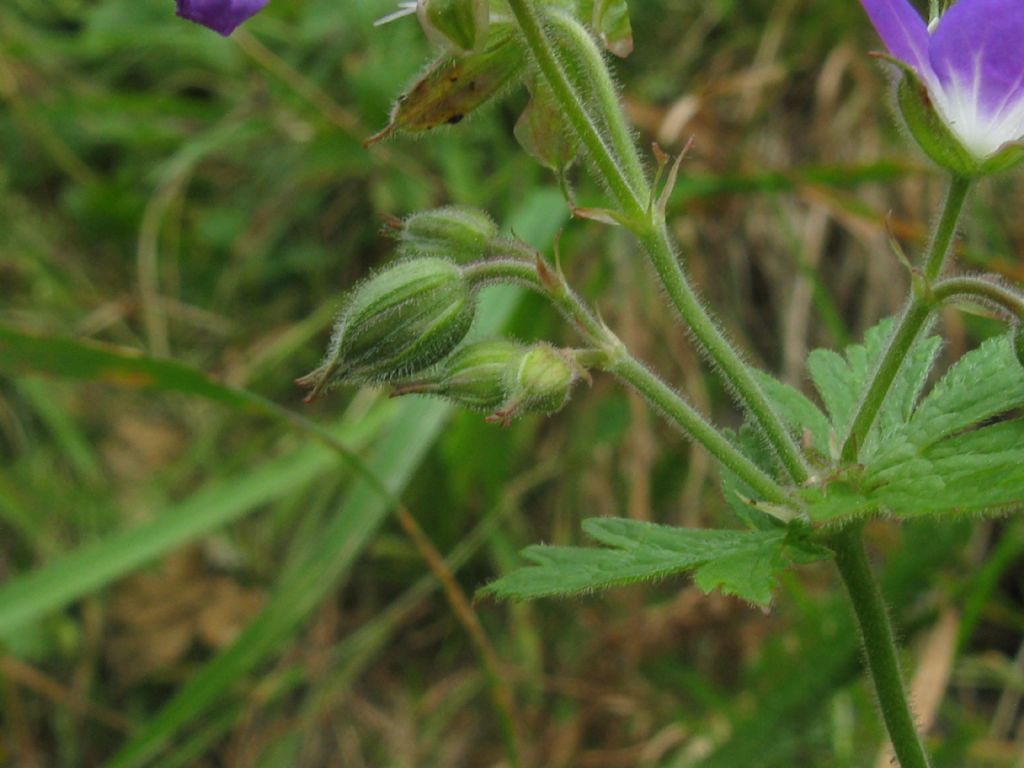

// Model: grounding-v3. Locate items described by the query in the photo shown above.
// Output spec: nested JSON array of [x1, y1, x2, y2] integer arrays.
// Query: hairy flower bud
[[297, 258, 475, 399], [484, 343, 581, 424], [417, 0, 489, 53], [392, 341, 584, 424], [392, 339, 524, 411], [512, 344, 578, 413], [396, 206, 499, 262]]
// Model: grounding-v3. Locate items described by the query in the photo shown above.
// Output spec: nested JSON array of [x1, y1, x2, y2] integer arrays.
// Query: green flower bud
[[417, 0, 489, 53], [298, 257, 475, 399], [397, 206, 499, 262], [393, 339, 524, 412], [499, 343, 580, 419]]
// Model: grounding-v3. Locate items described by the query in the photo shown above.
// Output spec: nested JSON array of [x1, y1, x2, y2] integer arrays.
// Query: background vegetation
[[2, 0, 1024, 765]]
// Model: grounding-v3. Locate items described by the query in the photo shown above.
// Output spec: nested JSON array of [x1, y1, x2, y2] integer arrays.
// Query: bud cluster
[[299, 208, 586, 422]]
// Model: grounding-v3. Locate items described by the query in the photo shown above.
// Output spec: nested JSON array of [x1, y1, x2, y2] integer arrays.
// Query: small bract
[[861, 0, 1024, 173], [176, 0, 268, 36]]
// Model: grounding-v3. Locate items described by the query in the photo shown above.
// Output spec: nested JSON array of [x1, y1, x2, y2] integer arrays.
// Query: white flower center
[[928, 54, 1024, 158]]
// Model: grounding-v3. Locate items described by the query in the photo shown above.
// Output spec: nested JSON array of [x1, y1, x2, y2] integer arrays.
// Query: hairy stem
[[611, 356, 791, 505], [832, 524, 932, 768], [503, 0, 645, 215], [543, 8, 648, 194], [933, 275, 1024, 318], [841, 176, 971, 462], [505, 0, 809, 483], [637, 222, 811, 483], [923, 176, 971, 282], [463, 257, 790, 503], [462, 257, 608, 341]]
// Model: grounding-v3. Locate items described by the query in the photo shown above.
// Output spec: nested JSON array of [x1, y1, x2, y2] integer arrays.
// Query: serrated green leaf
[[905, 334, 1024, 449], [807, 318, 895, 440], [807, 347, 859, 438], [801, 333, 1024, 522], [750, 370, 831, 457], [909, 419, 1024, 514], [803, 416, 1024, 522], [692, 543, 783, 606], [480, 518, 790, 607], [805, 318, 942, 454], [800, 431, 942, 522], [867, 333, 942, 454]]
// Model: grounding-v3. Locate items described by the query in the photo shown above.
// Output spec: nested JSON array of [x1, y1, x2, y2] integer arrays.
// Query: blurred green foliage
[[2, 1, 1024, 766]]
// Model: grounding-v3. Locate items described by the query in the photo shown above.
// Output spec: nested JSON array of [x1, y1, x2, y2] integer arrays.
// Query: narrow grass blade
[[0, 406, 394, 640]]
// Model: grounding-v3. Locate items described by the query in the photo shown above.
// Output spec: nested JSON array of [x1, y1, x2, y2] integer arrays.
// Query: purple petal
[[176, 0, 268, 36], [859, 0, 932, 75], [929, 0, 1024, 121]]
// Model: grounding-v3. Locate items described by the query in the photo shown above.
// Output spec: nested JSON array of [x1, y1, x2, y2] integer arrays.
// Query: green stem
[[923, 176, 971, 282], [544, 9, 648, 195], [832, 524, 932, 768], [933, 275, 1024, 318], [462, 257, 608, 341], [463, 258, 790, 504], [503, 0, 645, 216], [638, 222, 811, 483], [611, 356, 791, 505], [841, 176, 971, 462], [504, 0, 809, 483], [841, 299, 932, 462]]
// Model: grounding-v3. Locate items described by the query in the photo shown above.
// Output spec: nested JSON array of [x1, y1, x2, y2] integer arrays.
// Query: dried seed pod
[[365, 24, 524, 145], [297, 257, 475, 399]]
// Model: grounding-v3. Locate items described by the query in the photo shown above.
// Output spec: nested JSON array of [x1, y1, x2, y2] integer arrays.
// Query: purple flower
[[176, 0, 268, 36], [861, 0, 1024, 159]]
